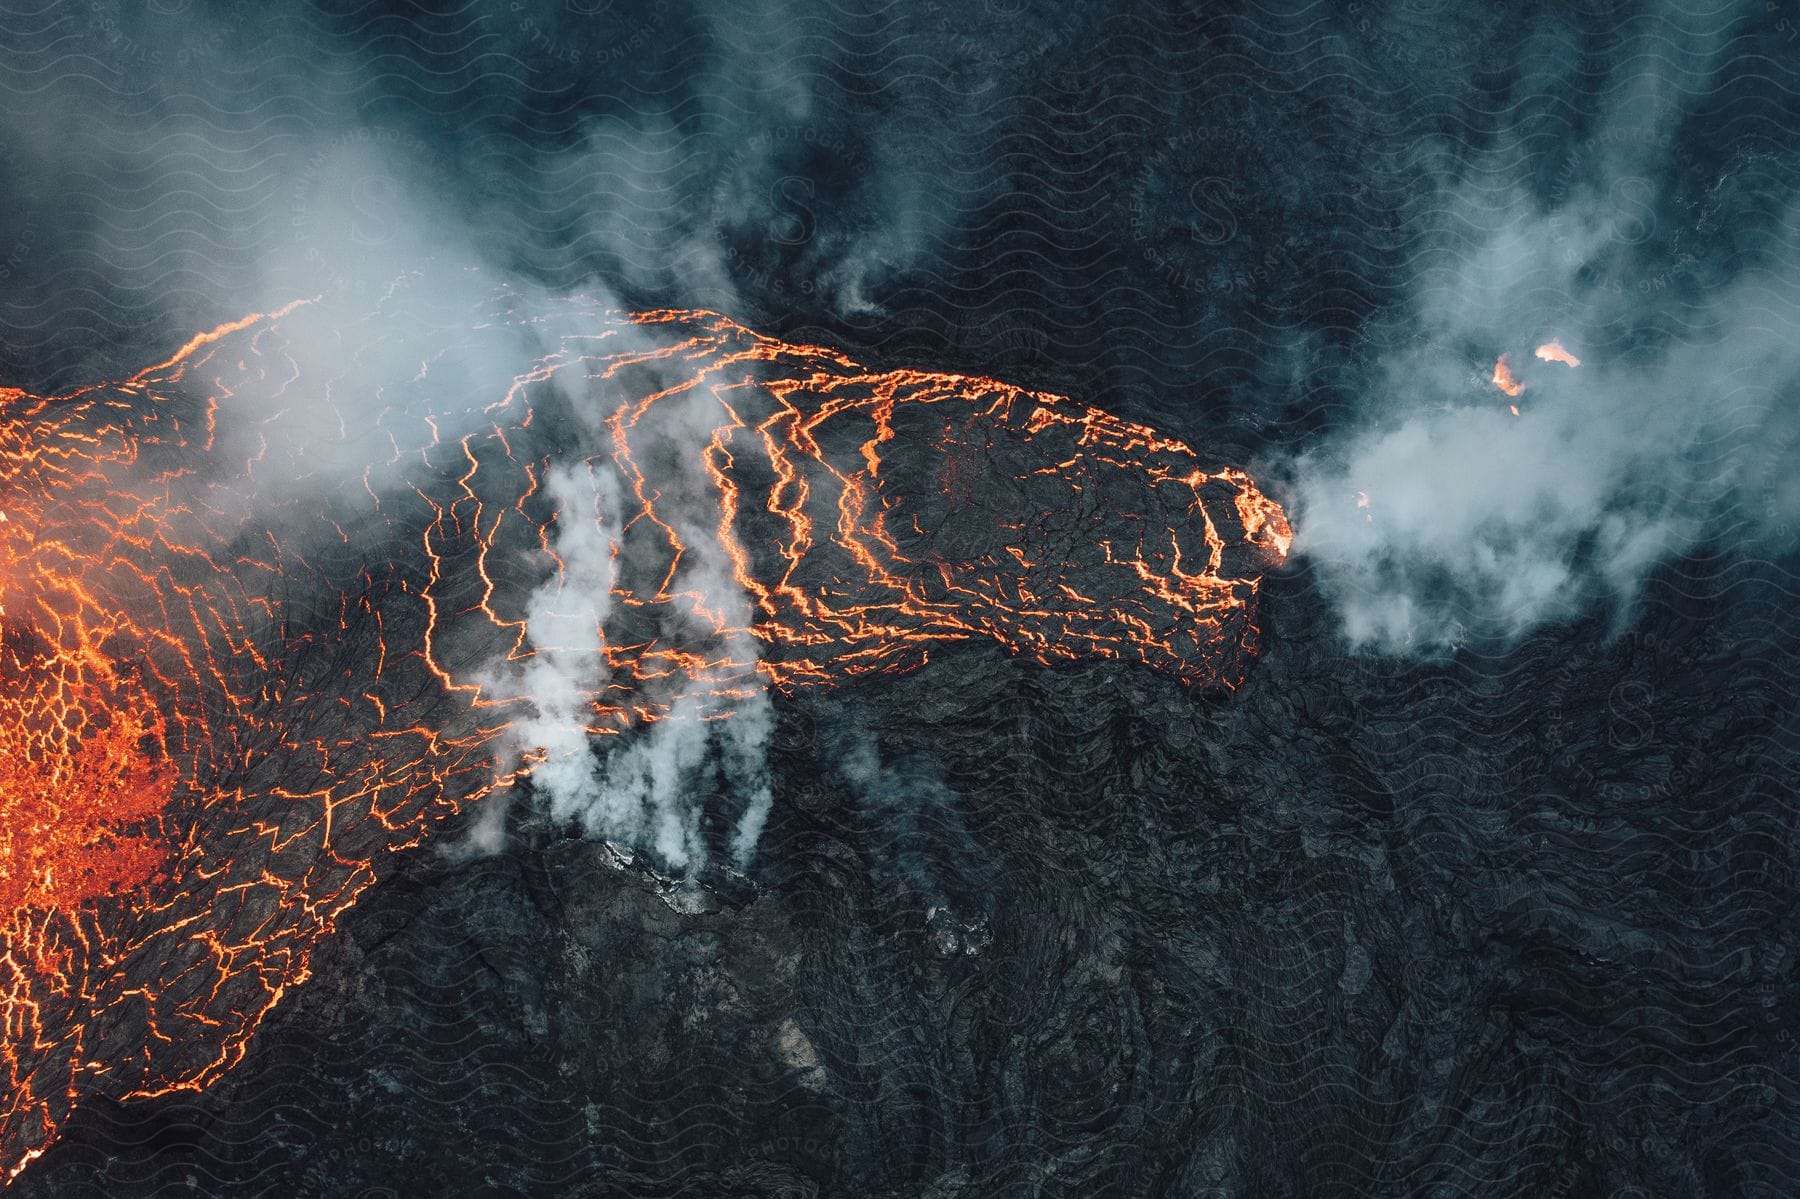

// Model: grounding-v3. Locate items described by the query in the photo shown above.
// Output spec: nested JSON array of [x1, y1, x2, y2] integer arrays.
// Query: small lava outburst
[[0, 292, 1288, 1180], [1534, 339, 1581, 368], [1492, 353, 1527, 400], [1493, 339, 1582, 412]]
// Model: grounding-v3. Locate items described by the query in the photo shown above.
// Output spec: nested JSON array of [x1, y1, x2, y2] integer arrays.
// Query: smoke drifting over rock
[[4, 0, 1794, 868], [1289, 0, 1800, 653], [0, 0, 980, 870], [13, 2, 1800, 1196]]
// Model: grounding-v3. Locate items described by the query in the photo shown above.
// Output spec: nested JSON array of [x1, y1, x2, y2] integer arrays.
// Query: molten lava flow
[[0, 295, 1288, 1180], [1491, 354, 1525, 397], [1534, 339, 1580, 368]]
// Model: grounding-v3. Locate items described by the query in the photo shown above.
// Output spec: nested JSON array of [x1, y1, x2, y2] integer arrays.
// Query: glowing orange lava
[[0, 296, 1288, 1180], [1491, 354, 1525, 397], [1534, 339, 1580, 368]]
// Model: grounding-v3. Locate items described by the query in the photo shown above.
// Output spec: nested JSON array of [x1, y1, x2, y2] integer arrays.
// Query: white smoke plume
[[473, 369, 779, 872], [1289, 3, 1800, 654], [466, 460, 619, 855]]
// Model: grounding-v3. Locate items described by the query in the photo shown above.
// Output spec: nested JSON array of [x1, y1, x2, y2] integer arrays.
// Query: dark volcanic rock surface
[[18, 556, 1800, 1197]]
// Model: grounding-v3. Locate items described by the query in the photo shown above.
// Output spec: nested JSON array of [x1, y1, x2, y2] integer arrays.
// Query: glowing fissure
[[0, 296, 1287, 1179]]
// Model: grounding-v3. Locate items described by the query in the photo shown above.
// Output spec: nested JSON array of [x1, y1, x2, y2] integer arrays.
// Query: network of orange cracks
[[0, 294, 1288, 1182]]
